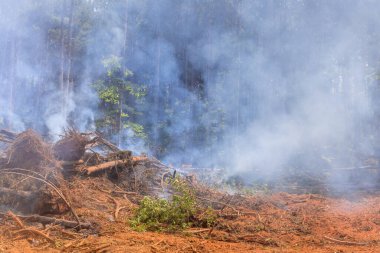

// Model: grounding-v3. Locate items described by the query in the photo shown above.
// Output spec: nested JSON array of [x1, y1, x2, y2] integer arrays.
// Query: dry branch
[[85, 156, 148, 175], [13, 228, 54, 243], [7, 211, 25, 228], [183, 228, 212, 234], [323, 236, 368, 246], [0, 169, 81, 227], [94, 133, 120, 152], [109, 196, 121, 220], [1, 212, 91, 229], [85, 160, 125, 174]]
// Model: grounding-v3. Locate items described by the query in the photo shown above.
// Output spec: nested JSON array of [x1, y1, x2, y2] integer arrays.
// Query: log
[[85, 156, 149, 175], [85, 160, 126, 175]]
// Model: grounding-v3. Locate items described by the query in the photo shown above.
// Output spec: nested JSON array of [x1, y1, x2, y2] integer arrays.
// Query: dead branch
[[6, 210, 55, 243], [108, 197, 128, 220], [109, 197, 121, 220], [85, 160, 126, 175], [183, 228, 212, 234], [0, 169, 81, 227], [196, 196, 240, 215], [85, 156, 148, 175], [94, 132, 120, 152], [83, 244, 111, 253], [97, 187, 137, 195], [323, 236, 368, 246], [0, 212, 92, 229], [7, 211, 25, 228], [13, 228, 54, 243], [60, 160, 84, 167]]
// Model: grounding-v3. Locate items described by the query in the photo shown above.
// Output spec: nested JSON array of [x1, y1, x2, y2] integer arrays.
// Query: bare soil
[[0, 176, 379, 253]]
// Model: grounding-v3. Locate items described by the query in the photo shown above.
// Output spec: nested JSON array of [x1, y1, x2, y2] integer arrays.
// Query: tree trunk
[[8, 36, 18, 130], [64, 0, 74, 119], [154, 29, 161, 148], [118, 1, 129, 147]]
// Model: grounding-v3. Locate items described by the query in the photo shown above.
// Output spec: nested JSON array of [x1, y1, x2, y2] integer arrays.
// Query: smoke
[[0, 0, 96, 138], [1, 0, 380, 188], [223, 1, 378, 178]]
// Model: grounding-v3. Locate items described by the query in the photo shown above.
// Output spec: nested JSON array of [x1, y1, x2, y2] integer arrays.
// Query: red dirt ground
[[0, 177, 379, 253]]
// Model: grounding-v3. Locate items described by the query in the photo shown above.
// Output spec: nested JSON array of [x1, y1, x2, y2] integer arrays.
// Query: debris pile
[[0, 128, 172, 226], [0, 128, 379, 252], [53, 128, 90, 162], [6, 130, 56, 171]]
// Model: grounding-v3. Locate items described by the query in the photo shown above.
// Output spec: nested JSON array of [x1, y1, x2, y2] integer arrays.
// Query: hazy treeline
[[1, 0, 380, 181]]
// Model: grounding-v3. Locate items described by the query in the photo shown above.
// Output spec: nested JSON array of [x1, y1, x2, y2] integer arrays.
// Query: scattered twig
[[0, 212, 92, 229], [0, 168, 82, 228], [13, 228, 54, 243], [196, 196, 240, 215], [7, 211, 25, 228], [97, 187, 137, 195], [183, 228, 212, 234], [109, 196, 122, 220], [83, 244, 111, 253], [323, 236, 368, 246]]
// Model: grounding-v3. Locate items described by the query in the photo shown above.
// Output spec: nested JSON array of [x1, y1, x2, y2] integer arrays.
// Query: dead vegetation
[[0, 128, 379, 252]]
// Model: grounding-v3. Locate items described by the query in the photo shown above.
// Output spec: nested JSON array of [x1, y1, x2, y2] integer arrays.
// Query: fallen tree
[[85, 156, 149, 175]]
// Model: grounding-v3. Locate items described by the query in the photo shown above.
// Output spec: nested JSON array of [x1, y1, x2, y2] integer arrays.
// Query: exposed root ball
[[5, 129, 55, 170], [53, 129, 89, 161]]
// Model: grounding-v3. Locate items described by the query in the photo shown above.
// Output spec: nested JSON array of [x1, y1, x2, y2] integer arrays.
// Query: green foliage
[[130, 177, 216, 232], [98, 85, 119, 104], [124, 122, 147, 139], [92, 55, 147, 139]]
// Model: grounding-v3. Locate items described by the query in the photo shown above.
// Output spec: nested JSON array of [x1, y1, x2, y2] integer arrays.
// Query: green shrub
[[130, 177, 216, 232]]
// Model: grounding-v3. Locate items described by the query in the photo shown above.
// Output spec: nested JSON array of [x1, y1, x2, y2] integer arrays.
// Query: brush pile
[[0, 128, 173, 220], [5, 130, 56, 171], [0, 130, 68, 216], [1, 128, 379, 252], [53, 129, 90, 162], [0, 127, 180, 246]]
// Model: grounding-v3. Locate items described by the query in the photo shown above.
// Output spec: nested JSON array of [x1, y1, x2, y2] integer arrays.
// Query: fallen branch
[[196, 196, 240, 215], [109, 197, 121, 220], [97, 187, 137, 195], [0, 169, 81, 227], [0, 212, 92, 229], [323, 236, 368, 246], [14, 228, 54, 243], [183, 228, 211, 234], [7, 211, 25, 228], [85, 156, 148, 175], [6, 211, 55, 243], [85, 160, 126, 174], [94, 132, 120, 152]]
